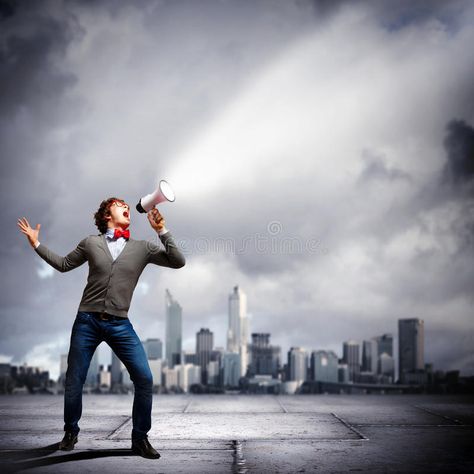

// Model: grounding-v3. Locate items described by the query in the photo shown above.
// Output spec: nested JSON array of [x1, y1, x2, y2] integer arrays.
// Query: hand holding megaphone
[[136, 179, 175, 213], [147, 208, 166, 233]]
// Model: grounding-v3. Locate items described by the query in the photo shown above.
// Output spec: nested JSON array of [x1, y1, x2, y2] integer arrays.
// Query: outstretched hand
[[147, 208, 165, 233], [17, 217, 41, 248]]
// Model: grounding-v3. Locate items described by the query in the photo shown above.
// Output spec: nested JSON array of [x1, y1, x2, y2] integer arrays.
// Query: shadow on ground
[[0, 445, 136, 473]]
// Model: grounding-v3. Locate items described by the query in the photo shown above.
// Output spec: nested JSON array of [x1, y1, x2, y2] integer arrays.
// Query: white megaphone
[[136, 179, 175, 213]]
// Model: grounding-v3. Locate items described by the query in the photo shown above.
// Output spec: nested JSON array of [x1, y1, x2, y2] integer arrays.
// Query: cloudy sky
[[1, 0, 473, 379]]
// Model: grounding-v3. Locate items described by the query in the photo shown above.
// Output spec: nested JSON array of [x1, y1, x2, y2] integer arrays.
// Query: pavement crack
[[106, 416, 132, 440], [412, 404, 464, 425], [331, 412, 369, 440], [183, 399, 193, 413], [276, 397, 289, 413]]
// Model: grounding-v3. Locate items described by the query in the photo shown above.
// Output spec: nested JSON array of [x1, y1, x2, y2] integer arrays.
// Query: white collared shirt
[[105, 228, 128, 261]]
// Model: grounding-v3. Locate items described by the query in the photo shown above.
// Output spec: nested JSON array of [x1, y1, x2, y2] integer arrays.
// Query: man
[[17, 198, 185, 459]]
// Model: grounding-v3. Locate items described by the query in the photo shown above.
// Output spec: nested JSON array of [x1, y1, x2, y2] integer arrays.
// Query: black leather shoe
[[131, 437, 161, 459], [59, 432, 78, 451]]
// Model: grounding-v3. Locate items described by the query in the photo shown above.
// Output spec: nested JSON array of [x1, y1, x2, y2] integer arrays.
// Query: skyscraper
[[375, 333, 394, 379], [287, 347, 308, 383], [177, 364, 201, 392], [375, 334, 394, 357], [398, 318, 424, 383], [248, 333, 280, 378], [144, 338, 163, 360], [342, 340, 360, 382], [148, 359, 163, 389], [379, 352, 395, 382], [110, 350, 123, 387], [165, 289, 182, 368], [85, 349, 100, 386], [310, 350, 338, 383], [196, 328, 214, 384], [223, 352, 241, 387], [59, 354, 68, 385], [207, 360, 220, 386], [227, 285, 249, 377], [162, 367, 178, 391], [362, 339, 378, 373]]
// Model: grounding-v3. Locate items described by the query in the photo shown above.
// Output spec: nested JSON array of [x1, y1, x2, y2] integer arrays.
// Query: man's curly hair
[[94, 197, 126, 234]]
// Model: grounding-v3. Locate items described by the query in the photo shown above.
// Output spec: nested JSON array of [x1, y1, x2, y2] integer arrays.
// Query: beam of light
[[164, 30, 358, 202]]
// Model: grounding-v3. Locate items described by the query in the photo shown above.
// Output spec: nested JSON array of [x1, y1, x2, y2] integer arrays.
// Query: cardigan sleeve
[[35, 238, 88, 273], [147, 232, 186, 269]]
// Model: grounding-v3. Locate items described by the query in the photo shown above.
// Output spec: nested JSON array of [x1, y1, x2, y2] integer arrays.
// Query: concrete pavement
[[0, 394, 473, 472]]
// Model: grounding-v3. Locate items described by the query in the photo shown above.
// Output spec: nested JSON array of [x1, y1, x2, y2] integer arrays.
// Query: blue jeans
[[64, 311, 153, 440]]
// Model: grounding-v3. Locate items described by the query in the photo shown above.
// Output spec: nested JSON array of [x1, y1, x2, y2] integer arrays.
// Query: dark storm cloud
[[0, 0, 85, 360], [0, 0, 83, 237], [442, 120, 474, 188], [0, 1, 81, 117]]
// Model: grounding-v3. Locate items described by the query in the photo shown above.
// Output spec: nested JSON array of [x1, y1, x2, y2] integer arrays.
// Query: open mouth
[[123, 211, 129, 218]]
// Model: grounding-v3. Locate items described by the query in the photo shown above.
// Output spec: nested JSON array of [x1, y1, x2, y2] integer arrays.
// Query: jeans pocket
[[76, 312, 91, 323]]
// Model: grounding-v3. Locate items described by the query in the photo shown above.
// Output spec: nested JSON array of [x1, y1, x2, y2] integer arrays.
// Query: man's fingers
[[17, 217, 40, 234], [17, 219, 28, 230]]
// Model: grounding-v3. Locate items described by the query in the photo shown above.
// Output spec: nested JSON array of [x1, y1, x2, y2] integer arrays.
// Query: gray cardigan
[[35, 232, 185, 318]]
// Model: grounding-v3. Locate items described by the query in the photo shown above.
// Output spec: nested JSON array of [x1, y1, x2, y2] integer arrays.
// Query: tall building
[[165, 289, 182, 368], [59, 354, 68, 385], [287, 347, 308, 383], [111, 350, 123, 387], [374, 333, 394, 379], [163, 367, 178, 391], [207, 360, 220, 386], [342, 341, 360, 382], [248, 333, 280, 378], [398, 318, 424, 383], [338, 363, 349, 383], [177, 364, 201, 392], [222, 352, 241, 387], [183, 352, 197, 365], [148, 359, 163, 388], [362, 340, 378, 373], [375, 334, 394, 357], [379, 353, 395, 382], [310, 350, 338, 383], [98, 364, 111, 389], [196, 328, 214, 384], [85, 350, 100, 386], [227, 285, 249, 376], [144, 338, 163, 360], [59, 354, 68, 378]]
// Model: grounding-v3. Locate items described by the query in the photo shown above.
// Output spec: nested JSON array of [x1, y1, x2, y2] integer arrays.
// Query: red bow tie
[[113, 229, 130, 240]]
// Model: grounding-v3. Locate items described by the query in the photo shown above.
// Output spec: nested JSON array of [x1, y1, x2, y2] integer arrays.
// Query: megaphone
[[136, 179, 175, 213]]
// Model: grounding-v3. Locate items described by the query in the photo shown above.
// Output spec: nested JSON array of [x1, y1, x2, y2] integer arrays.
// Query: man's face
[[107, 200, 130, 229]]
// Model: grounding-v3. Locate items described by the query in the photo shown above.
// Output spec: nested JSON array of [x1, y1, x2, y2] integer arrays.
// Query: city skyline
[[8, 307, 461, 395], [3, 294, 469, 395], [0, 285, 466, 382], [11, 285, 456, 389]]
